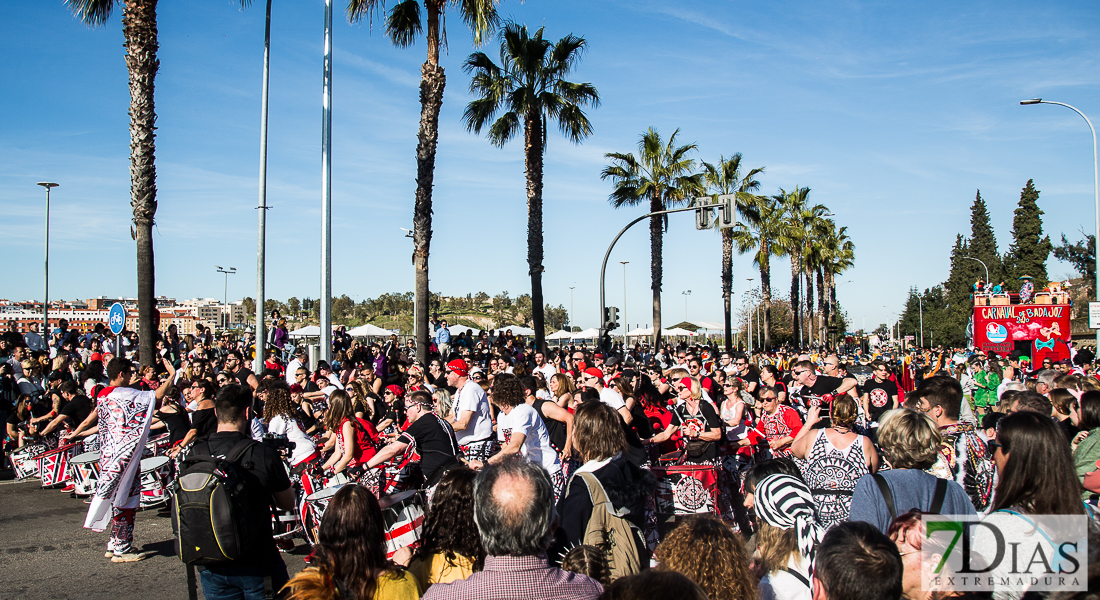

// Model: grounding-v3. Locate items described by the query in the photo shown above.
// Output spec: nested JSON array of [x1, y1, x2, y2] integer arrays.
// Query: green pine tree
[[1004, 179, 1052, 289], [942, 234, 973, 347], [968, 190, 1003, 286]]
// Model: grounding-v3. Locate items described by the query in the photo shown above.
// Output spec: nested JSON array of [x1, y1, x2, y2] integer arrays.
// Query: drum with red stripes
[[34, 443, 79, 488], [144, 432, 171, 457], [379, 490, 425, 559], [10, 444, 45, 479], [69, 451, 101, 497], [303, 485, 342, 546], [138, 456, 172, 507]]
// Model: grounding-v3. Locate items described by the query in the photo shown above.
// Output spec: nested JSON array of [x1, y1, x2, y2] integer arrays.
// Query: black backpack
[[172, 438, 262, 566]]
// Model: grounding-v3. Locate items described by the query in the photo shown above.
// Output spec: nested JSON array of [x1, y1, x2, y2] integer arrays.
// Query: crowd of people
[[3, 315, 1100, 600]]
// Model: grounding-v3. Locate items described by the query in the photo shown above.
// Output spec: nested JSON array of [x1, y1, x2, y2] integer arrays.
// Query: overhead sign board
[[1090, 302, 1100, 329]]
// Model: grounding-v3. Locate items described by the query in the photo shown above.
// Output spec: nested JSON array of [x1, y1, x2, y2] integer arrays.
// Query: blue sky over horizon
[[2, 0, 1098, 332]]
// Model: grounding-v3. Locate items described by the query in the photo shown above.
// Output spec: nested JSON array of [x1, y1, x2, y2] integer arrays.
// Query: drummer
[[36, 381, 92, 440], [365, 390, 462, 490]]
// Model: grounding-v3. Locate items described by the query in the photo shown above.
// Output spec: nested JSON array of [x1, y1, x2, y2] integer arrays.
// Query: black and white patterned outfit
[[801, 428, 869, 530]]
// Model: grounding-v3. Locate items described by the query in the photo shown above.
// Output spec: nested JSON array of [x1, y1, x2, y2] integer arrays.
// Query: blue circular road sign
[[108, 303, 126, 335]]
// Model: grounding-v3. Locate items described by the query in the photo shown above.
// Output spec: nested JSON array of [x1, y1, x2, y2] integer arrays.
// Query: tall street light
[[216, 266, 237, 330], [960, 256, 989, 284], [254, 0, 274, 373], [569, 286, 575, 331], [320, 0, 334, 362], [682, 290, 692, 322], [917, 294, 924, 349], [620, 261, 628, 331], [36, 183, 58, 336], [1021, 98, 1100, 350]]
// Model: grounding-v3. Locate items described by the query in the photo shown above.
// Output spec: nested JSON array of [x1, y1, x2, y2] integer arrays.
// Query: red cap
[[89, 353, 104, 363], [584, 367, 604, 380], [386, 384, 406, 398], [594, 353, 605, 359], [447, 359, 469, 377]]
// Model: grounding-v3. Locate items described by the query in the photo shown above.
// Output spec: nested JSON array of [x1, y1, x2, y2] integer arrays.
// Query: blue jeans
[[199, 557, 288, 600]]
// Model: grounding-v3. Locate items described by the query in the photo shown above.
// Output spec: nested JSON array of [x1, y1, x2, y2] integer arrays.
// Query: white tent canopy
[[347, 323, 393, 337], [288, 325, 320, 338], [546, 330, 573, 340], [572, 328, 601, 340], [501, 325, 535, 336], [664, 327, 697, 337], [447, 325, 479, 337], [624, 327, 696, 337]]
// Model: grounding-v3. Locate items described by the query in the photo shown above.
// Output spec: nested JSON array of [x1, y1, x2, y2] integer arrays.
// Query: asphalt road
[[0, 471, 309, 600]]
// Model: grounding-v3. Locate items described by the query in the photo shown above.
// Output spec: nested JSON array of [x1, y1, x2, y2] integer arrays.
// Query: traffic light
[[604, 306, 619, 331], [694, 197, 714, 230], [717, 194, 737, 228]]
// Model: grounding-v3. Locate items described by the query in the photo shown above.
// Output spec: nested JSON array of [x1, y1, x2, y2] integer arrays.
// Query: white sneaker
[[111, 551, 149, 563]]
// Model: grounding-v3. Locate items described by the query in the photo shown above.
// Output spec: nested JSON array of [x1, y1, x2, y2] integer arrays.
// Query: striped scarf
[[755, 474, 822, 560]]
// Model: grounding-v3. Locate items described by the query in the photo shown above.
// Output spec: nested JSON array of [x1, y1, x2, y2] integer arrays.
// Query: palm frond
[[384, 0, 422, 47], [346, 0, 385, 26], [66, 0, 114, 27], [485, 111, 520, 146], [457, 0, 500, 47]]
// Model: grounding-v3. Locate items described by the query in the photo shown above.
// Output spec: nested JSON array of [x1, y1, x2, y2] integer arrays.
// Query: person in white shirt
[[487, 373, 564, 498], [581, 367, 632, 425], [444, 358, 496, 462], [532, 351, 556, 381], [285, 348, 308, 386]]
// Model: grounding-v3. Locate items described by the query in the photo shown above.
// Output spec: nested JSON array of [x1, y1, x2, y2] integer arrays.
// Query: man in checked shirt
[[422, 457, 603, 600]]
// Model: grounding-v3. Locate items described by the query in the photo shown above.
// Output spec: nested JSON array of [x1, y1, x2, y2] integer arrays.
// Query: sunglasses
[[792, 370, 808, 376]]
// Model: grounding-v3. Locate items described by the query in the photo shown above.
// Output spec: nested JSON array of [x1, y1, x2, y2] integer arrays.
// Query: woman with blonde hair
[[655, 514, 756, 600], [549, 373, 575, 409], [848, 409, 976, 532], [790, 395, 878, 529], [754, 473, 820, 600]]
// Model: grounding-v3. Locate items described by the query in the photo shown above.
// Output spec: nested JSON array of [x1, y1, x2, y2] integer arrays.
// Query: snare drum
[[145, 432, 172, 456], [138, 456, 172, 507], [379, 490, 426, 559], [10, 444, 44, 479], [34, 443, 78, 488], [69, 451, 101, 496], [304, 485, 343, 545]]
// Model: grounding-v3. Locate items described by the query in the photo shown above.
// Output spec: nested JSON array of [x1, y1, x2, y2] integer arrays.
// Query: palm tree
[[602, 128, 704, 348], [463, 23, 600, 353], [67, 0, 162, 367], [700, 154, 764, 353], [348, 0, 500, 362], [779, 187, 829, 348], [820, 223, 855, 345], [731, 194, 791, 349]]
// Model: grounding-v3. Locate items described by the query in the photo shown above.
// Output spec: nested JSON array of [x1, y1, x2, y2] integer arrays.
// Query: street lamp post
[[1021, 98, 1100, 350], [216, 266, 237, 330], [620, 261, 628, 332], [254, 0, 274, 373], [320, 0, 334, 363], [682, 290, 692, 322], [917, 294, 924, 349], [569, 286, 575, 331], [960, 256, 989, 285], [36, 183, 58, 337]]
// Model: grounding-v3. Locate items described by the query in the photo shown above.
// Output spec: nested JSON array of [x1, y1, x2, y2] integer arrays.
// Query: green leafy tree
[[463, 23, 599, 353], [347, 0, 500, 362], [1004, 179, 1052, 289], [287, 297, 301, 318], [602, 128, 704, 347], [700, 153, 764, 353], [67, 0, 164, 365], [967, 190, 1003, 286], [1053, 231, 1096, 292], [815, 221, 855, 346]]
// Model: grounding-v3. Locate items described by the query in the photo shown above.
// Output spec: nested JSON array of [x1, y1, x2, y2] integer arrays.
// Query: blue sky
[[2, 0, 1098, 332]]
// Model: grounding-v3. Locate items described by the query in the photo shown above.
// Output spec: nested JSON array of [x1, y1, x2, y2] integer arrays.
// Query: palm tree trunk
[[805, 271, 814, 346], [413, 60, 445, 363], [525, 111, 546, 353], [650, 194, 664, 349], [756, 256, 774, 345], [790, 251, 801, 348], [124, 0, 160, 367], [721, 229, 733, 353], [816, 268, 825, 345]]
